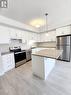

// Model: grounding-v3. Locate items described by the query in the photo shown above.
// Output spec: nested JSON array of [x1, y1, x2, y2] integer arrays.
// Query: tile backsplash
[[0, 44, 9, 53], [0, 42, 31, 53]]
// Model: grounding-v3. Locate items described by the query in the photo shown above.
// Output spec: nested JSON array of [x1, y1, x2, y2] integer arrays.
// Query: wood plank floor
[[0, 60, 71, 95]]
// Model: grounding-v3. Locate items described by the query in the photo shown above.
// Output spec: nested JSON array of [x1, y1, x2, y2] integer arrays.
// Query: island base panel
[[32, 55, 55, 80]]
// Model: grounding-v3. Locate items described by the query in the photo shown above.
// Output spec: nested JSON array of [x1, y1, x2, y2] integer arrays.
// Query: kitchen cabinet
[[40, 33, 45, 42], [0, 54, 4, 76], [24, 32, 38, 44], [56, 25, 71, 36], [28, 32, 32, 41], [9, 28, 22, 39], [0, 26, 10, 43], [16, 30, 22, 39], [2, 53, 15, 73], [21, 31, 38, 44], [22, 31, 30, 44], [0, 25, 39, 44], [40, 30, 56, 42], [21, 31, 27, 43], [9, 28, 17, 39], [25, 32, 29, 43], [33, 33, 39, 42], [32, 55, 55, 80], [47, 30, 56, 41], [37, 34, 40, 42]]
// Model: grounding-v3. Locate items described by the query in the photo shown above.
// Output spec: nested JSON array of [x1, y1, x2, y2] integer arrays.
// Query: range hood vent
[[10, 39, 22, 43]]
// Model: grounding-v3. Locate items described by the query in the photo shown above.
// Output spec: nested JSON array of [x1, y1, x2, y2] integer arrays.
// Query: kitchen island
[[32, 49, 62, 80]]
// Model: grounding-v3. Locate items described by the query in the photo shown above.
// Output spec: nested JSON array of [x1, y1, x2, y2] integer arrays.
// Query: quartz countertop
[[32, 49, 62, 59], [1, 52, 14, 55]]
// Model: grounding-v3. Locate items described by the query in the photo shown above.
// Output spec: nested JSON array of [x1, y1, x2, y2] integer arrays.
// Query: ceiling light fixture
[[30, 18, 45, 28], [45, 13, 48, 32], [44, 13, 49, 37]]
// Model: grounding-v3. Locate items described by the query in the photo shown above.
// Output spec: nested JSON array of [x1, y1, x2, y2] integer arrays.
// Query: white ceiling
[[0, 0, 71, 32]]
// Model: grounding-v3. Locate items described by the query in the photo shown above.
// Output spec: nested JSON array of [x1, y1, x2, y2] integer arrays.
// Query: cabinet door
[[48, 31, 56, 41], [0, 26, 10, 43], [22, 31, 30, 43], [2, 53, 15, 72], [56, 26, 71, 36], [62, 26, 71, 35], [7, 53, 15, 71], [33, 33, 38, 42], [2, 55, 9, 72], [26, 32, 29, 43], [16, 30, 22, 39], [40, 30, 56, 42], [40, 33, 44, 42], [37, 34, 40, 42], [21, 31, 26, 43], [9, 28, 17, 39]]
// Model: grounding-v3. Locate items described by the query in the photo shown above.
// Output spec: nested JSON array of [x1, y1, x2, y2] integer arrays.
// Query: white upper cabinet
[[16, 30, 22, 39], [9, 28, 22, 39], [26, 32, 38, 43], [47, 30, 56, 41], [32, 33, 37, 41], [56, 25, 71, 36], [9, 28, 17, 39], [21, 31, 26, 43], [40, 33, 45, 42], [22, 31, 31, 43], [0, 26, 10, 43], [40, 30, 56, 42], [37, 34, 40, 42]]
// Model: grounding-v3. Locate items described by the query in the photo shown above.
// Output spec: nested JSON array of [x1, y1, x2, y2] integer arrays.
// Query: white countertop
[[32, 49, 62, 59]]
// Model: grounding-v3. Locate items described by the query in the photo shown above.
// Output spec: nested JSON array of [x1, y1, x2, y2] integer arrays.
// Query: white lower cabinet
[[2, 53, 15, 73]]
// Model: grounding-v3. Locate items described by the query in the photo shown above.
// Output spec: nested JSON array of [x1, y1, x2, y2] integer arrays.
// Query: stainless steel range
[[9, 47, 26, 67]]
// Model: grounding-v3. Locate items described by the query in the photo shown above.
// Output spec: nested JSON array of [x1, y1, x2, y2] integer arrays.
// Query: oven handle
[[15, 51, 26, 54]]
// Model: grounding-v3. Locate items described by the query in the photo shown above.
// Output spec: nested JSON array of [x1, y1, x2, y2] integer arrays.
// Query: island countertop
[[32, 49, 62, 59]]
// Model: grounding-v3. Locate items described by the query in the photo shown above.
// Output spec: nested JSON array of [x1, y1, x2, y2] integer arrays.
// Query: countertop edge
[[1, 52, 14, 56], [32, 54, 57, 59]]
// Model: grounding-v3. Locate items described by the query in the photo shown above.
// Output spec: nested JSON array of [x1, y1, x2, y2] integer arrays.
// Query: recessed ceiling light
[[30, 18, 45, 28]]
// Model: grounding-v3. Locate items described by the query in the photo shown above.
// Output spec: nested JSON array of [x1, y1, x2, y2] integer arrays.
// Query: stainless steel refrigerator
[[56, 35, 71, 62]]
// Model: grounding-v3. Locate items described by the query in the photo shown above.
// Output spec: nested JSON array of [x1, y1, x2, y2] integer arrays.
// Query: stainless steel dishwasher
[[26, 49, 31, 62]]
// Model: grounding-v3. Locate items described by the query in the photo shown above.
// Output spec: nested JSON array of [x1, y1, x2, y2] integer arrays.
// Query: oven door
[[15, 51, 26, 67]]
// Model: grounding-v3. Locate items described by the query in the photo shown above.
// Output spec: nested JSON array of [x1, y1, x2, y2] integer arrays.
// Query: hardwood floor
[[0, 60, 71, 95]]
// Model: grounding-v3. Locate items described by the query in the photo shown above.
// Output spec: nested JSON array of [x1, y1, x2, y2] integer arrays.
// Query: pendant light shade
[[45, 13, 48, 32]]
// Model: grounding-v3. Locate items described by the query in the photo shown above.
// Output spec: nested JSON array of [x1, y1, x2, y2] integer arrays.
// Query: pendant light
[[45, 13, 48, 32], [45, 13, 49, 36]]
